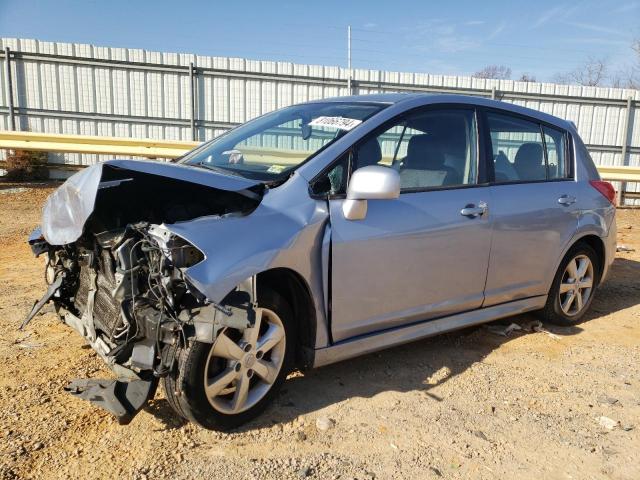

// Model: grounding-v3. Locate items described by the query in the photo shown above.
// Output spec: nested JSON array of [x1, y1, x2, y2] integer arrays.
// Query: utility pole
[[189, 62, 197, 141], [4, 47, 15, 131], [347, 25, 352, 95]]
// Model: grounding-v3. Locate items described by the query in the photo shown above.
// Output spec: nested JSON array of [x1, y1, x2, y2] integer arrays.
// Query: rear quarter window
[[543, 125, 569, 180]]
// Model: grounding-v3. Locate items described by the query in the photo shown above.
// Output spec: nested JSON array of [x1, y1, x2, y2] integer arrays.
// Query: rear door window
[[486, 112, 546, 182], [486, 111, 571, 183]]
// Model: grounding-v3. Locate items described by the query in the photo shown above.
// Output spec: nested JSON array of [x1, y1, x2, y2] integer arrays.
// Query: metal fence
[[1, 37, 639, 202]]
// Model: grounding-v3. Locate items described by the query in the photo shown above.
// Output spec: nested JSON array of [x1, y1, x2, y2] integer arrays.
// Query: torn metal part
[[181, 302, 253, 343], [147, 224, 205, 270], [20, 273, 64, 330], [27, 226, 48, 257], [64, 377, 157, 425], [178, 277, 257, 343]]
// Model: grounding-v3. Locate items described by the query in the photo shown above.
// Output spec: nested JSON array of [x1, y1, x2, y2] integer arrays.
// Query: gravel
[[1, 186, 639, 479]]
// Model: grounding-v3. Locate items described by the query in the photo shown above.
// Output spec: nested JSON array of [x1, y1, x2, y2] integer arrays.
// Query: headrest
[[514, 142, 545, 180], [406, 134, 445, 169], [356, 137, 382, 168], [515, 142, 543, 167]]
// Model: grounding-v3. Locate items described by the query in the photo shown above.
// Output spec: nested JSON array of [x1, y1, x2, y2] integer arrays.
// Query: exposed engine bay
[[24, 161, 265, 424]]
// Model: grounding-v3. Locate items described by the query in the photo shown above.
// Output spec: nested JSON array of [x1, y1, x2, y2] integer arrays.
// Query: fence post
[[4, 47, 16, 131], [618, 96, 634, 205], [189, 62, 197, 141]]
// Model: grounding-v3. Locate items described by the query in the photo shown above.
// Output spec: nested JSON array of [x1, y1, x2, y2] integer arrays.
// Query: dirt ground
[[0, 182, 639, 480]]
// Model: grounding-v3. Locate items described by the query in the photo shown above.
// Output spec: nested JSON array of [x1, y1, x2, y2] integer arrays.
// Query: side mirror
[[343, 165, 400, 220]]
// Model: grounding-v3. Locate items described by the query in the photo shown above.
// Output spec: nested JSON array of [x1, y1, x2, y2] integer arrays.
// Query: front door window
[[353, 108, 478, 190]]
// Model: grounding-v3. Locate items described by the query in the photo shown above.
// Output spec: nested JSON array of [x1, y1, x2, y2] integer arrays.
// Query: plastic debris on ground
[[0, 187, 29, 195], [525, 320, 562, 339], [485, 323, 522, 337], [598, 416, 618, 430], [485, 320, 561, 340]]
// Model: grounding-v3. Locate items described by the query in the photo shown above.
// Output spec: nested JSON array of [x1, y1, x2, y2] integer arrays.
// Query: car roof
[[309, 92, 422, 104], [309, 93, 573, 130]]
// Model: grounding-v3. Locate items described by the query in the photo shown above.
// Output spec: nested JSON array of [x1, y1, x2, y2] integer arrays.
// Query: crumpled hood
[[41, 159, 261, 245]]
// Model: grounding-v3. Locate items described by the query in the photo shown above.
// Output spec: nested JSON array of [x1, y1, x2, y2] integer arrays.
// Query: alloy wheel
[[558, 254, 594, 316], [203, 308, 286, 414]]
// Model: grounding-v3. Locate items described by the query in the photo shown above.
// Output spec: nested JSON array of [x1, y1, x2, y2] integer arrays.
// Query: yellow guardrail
[[596, 165, 640, 183], [0, 130, 639, 182], [0, 130, 200, 158]]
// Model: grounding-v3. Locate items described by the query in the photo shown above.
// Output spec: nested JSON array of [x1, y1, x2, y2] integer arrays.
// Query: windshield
[[179, 102, 388, 181]]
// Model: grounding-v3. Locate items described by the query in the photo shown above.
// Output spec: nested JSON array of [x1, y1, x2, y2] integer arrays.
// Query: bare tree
[[472, 65, 512, 80], [555, 40, 640, 89], [518, 73, 537, 82], [553, 57, 608, 86], [619, 38, 640, 89], [611, 68, 638, 89]]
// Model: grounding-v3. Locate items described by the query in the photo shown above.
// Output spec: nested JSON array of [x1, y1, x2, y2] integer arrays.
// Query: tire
[[538, 242, 600, 326], [162, 287, 295, 430]]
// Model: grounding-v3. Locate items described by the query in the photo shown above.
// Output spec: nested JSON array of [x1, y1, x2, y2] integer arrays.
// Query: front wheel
[[163, 288, 295, 430], [539, 243, 600, 326]]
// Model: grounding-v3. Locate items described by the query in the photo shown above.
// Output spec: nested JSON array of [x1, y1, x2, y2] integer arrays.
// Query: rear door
[[326, 107, 493, 342], [482, 110, 579, 306]]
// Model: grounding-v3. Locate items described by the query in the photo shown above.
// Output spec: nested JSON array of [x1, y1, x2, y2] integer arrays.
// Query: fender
[[164, 174, 332, 348]]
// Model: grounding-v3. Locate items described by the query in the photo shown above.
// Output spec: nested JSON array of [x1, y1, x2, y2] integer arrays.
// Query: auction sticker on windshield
[[309, 116, 363, 131], [267, 164, 287, 173]]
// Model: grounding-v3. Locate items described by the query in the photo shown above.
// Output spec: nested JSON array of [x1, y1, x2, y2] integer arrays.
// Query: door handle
[[460, 202, 487, 218], [558, 195, 576, 206]]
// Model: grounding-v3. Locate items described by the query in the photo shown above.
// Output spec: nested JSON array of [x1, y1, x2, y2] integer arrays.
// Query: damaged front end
[[24, 161, 264, 424]]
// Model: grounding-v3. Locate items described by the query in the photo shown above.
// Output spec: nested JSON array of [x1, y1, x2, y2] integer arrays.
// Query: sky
[[0, 0, 638, 81]]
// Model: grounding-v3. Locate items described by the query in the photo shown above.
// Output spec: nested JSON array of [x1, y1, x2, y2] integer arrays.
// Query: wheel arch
[[257, 267, 317, 368], [553, 232, 606, 289], [576, 234, 605, 282]]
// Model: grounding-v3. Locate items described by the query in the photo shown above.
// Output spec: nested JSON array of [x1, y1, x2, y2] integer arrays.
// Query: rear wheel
[[539, 243, 600, 326], [163, 288, 295, 430]]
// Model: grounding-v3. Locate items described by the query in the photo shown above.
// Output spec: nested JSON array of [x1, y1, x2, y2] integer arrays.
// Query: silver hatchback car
[[26, 94, 616, 429]]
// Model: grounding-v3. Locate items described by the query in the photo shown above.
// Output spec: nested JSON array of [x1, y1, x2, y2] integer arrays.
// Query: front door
[[328, 107, 493, 342]]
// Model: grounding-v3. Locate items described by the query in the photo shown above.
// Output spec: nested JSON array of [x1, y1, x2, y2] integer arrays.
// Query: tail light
[[589, 180, 617, 206]]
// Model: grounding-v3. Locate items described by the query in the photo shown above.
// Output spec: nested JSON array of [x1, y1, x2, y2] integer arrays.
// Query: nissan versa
[[24, 94, 616, 430]]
